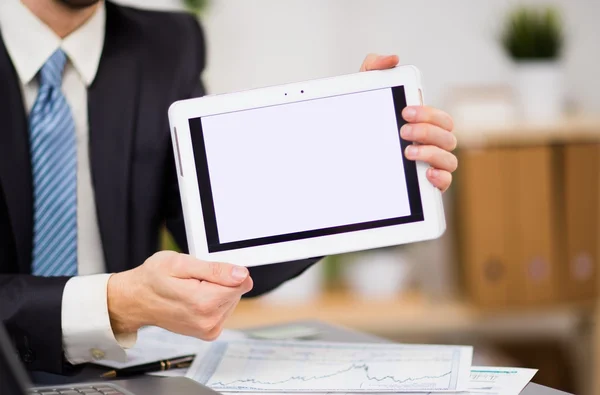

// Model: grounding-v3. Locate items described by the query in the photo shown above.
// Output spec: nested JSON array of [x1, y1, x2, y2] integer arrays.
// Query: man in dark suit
[[0, 0, 458, 375]]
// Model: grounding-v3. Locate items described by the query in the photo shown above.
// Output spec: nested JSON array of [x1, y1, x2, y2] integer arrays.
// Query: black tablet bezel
[[188, 85, 424, 253]]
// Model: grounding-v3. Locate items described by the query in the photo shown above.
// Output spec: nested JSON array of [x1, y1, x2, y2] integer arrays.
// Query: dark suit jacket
[[0, 1, 318, 374]]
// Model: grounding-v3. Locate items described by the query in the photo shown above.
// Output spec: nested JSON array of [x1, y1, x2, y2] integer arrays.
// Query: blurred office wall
[[114, 0, 600, 113], [113, 0, 600, 300], [106, 3, 600, 392]]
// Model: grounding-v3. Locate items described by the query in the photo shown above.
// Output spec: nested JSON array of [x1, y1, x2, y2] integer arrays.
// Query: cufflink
[[91, 348, 105, 360]]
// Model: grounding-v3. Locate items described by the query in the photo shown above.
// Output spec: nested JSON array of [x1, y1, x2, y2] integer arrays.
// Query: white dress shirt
[[0, 0, 136, 364]]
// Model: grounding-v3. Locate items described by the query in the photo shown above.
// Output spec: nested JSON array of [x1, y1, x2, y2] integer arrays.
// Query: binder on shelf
[[513, 146, 559, 306], [562, 143, 600, 302], [457, 148, 514, 307]]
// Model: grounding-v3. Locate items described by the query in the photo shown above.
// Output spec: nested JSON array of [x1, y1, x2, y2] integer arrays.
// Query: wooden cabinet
[[454, 119, 600, 309]]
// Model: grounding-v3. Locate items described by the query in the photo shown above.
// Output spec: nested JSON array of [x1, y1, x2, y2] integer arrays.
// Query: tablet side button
[[173, 127, 184, 177]]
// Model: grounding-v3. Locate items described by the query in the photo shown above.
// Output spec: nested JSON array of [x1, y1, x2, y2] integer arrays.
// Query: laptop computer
[[0, 322, 221, 395]]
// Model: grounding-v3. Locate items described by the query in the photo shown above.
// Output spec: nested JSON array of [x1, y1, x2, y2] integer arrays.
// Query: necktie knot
[[39, 49, 67, 88]]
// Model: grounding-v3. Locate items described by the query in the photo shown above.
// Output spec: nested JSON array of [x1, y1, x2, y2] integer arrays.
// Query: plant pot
[[513, 60, 564, 123], [343, 248, 412, 300]]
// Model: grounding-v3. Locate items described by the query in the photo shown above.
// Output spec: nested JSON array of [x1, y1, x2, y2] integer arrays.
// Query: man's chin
[[56, 0, 101, 9]]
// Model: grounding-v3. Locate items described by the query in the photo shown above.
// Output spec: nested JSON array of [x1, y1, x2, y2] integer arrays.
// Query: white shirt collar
[[0, 0, 105, 87]]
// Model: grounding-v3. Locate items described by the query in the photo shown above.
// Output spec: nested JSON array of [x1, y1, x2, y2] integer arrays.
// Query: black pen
[[100, 355, 195, 378]]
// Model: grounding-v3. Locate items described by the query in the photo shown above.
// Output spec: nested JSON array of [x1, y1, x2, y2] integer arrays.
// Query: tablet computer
[[168, 65, 446, 267]]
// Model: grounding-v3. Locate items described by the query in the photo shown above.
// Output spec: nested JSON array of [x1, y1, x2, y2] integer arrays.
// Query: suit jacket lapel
[[88, 2, 141, 273], [0, 33, 33, 274]]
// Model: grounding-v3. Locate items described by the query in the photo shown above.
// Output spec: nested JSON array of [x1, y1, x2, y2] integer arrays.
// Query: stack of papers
[[94, 326, 537, 394], [189, 339, 473, 392], [185, 339, 537, 395], [192, 367, 537, 395]]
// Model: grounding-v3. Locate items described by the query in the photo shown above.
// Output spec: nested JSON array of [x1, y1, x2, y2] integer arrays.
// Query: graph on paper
[[190, 339, 473, 392]]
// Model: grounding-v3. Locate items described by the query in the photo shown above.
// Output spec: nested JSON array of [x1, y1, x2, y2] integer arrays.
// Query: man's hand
[[360, 54, 458, 193], [107, 251, 253, 340]]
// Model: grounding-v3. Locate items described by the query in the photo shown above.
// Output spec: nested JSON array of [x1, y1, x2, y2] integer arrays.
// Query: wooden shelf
[[227, 290, 589, 340], [454, 114, 600, 149]]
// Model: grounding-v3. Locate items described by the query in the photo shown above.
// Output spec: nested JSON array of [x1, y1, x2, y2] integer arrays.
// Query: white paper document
[[93, 326, 247, 371], [466, 366, 537, 395], [205, 366, 537, 395], [187, 339, 473, 392]]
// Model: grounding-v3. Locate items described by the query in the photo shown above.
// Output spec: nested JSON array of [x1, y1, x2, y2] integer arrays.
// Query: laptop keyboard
[[29, 385, 125, 395]]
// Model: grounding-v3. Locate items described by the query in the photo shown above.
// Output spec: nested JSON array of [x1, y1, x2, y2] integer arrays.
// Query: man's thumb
[[172, 254, 249, 286]]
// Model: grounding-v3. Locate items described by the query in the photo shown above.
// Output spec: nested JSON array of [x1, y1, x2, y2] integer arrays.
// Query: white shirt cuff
[[61, 273, 138, 365]]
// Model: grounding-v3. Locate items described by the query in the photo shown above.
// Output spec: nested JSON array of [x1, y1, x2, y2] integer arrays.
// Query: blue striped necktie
[[30, 49, 78, 277]]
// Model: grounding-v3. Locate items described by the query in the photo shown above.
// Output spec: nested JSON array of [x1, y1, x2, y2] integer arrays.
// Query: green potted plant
[[183, 0, 210, 14], [500, 6, 565, 123]]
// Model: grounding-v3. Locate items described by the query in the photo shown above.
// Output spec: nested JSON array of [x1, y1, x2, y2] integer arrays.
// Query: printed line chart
[[190, 339, 473, 392]]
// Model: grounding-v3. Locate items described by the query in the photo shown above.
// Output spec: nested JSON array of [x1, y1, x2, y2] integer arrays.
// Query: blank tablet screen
[[189, 85, 423, 253]]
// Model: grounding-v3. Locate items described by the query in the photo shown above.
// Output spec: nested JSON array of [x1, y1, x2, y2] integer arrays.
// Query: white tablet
[[168, 65, 446, 267]]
